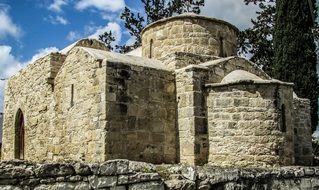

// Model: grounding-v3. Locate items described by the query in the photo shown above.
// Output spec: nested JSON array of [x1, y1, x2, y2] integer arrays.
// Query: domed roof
[[221, 70, 264, 84], [141, 13, 239, 35]]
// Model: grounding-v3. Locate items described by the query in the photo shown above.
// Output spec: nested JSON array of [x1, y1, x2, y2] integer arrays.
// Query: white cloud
[[55, 16, 69, 25], [101, 12, 122, 22], [0, 81, 4, 111], [0, 46, 23, 78], [48, 0, 68, 13], [45, 15, 69, 25], [65, 22, 122, 44], [66, 31, 82, 41], [0, 45, 23, 112], [88, 22, 122, 46], [84, 23, 98, 34], [27, 47, 59, 65], [75, 0, 125, 12], [0, 46, 59, 78], [0, 7, 21, 39], [201, 0, 259, 30]]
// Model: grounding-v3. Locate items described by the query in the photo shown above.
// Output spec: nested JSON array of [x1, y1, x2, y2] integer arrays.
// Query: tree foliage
[[240, 0, 318, 131], [99, 0, 205, 52], [273, 0, 318, 131], [98, 31, 115, 51], [238, 0, 275, 74]]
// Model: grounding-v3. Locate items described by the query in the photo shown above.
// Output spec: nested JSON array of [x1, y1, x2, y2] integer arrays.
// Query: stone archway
[[14, 109, 24, 159]]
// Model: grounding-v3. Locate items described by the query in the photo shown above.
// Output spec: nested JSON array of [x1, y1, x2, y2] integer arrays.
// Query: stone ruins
[[2, 13, 313, 167]]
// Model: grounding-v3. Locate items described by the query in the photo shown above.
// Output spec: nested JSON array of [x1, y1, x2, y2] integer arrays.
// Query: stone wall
[[2, 53, 64, 161], [293, 97, 313, 165], [141, 14, 238, 60], [176, 65, 209, 166], [1, 160, 319, 190], [73, 39, 109, 52], [206, 83, 294, 167], [47, 53, 66, 86], [174, 58, 303, 167], [53, 47, 107, 162], [105, 60, 177, 164]]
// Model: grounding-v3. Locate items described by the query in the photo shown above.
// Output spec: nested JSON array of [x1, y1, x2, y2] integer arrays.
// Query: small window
[[281, 104, 286, 132], [98, 59, 103, 68], [149, 39, 154, 59], [219, 37, 224, 57], [14, 109, 24, 159], [71, 84, 74, 107]]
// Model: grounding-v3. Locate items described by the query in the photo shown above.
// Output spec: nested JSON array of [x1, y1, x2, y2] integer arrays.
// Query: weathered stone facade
[[3, 46, 177, 164], [207, 82, 294, 167], [3, 53, 65, 160], [2, 14, 313, 167], [293, 97, 313, 165]]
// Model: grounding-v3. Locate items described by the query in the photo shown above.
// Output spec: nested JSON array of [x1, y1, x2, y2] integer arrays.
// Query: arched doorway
[[14, 109, 24, 159]]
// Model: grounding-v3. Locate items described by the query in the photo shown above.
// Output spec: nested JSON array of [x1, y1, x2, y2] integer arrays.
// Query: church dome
[[221, 70, 263, 84], [141, 13, 239, 59]]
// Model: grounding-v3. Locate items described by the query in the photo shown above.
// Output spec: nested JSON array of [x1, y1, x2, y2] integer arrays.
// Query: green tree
[[238, 0, 275, 74], [99, 0, 204, 52], [273, 0, 318, 131], [98, 31, 115, 51]]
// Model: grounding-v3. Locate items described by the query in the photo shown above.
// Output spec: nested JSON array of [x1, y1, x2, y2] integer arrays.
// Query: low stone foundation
[[0, 160, 319, 189]]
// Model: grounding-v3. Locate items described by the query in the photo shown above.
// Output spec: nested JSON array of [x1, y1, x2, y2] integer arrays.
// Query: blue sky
[[0, 0, 135, 60], [0, 0, 318, 114]]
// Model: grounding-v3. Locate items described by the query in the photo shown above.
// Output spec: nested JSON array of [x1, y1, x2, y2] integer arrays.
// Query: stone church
[[2, 13, 313, 167]]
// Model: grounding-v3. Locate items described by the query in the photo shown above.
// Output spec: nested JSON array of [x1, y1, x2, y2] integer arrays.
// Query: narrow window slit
[[281, 104, 286, 132], [98, 59, 103, 68], [149, 39, 154, 59], [71, 84, 74, 107], [219, 37, 224, 57]]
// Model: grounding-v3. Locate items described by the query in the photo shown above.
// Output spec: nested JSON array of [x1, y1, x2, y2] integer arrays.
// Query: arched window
[[281, 104, 286, 132], [14, 109, 25, 159], [149, 39, 154, 59]]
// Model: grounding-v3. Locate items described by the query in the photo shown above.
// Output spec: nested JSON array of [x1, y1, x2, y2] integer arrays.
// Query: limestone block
[[88, 176, 117, 189], [35, 163, 75, 178], [128, 181, 164, 190], [110, 186, 126, 190], [165, 179, 196, 190], [0, 186, 22, 190], [74, 182, 90, 190]]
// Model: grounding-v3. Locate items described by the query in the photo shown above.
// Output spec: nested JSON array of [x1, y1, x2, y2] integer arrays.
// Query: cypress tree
[[273, 0, 319, 131]]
